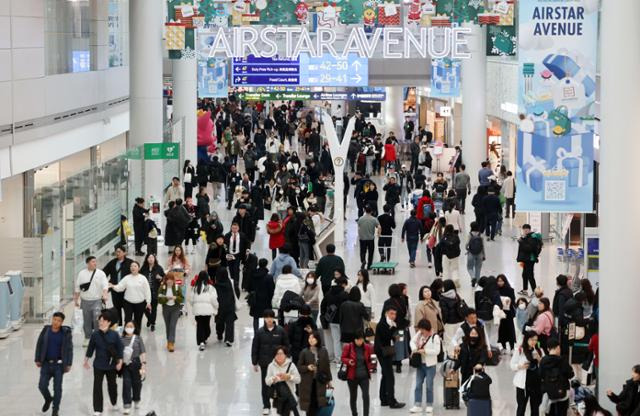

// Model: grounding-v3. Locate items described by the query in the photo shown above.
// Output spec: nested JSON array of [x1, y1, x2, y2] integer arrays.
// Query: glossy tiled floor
[[0, 174, 565, 416]]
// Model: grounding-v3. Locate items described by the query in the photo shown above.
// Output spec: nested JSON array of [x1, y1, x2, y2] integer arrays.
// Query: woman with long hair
[[214, 267, 237, 347], [183, 159, 196, 199], [205, 234, 227, 278], [298, 331, 332, 416], [414, 286, 443, 338], [510, 331, 543, 416], [356, 269, 375, 320], [167, 245, 191, 299], [454, 327, 488, 384], [157, 272, 184, 352], [579, 279, 596, 318], [528, 297, 555, 353], [497, 274, 517, 353], [190, 271, 218, 351], [341, 330, 374, 416], [267, 213, 286, 260], [140, 253, 165, 332]]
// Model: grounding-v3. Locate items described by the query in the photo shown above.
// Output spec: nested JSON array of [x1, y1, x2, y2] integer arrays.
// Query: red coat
[[341, 342, 375, 380], [416, 196, 435, 220], [267, 221, 285, 250], [383, 143, 397, 162]]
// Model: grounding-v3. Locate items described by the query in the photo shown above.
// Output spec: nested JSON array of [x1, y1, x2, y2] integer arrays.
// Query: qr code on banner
[[544, 180, 566, 201]]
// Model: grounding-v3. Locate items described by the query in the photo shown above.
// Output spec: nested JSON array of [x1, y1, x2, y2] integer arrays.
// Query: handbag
[[427, 234, 436, 249], [382, 345, 395, 358], [410, 336, 427, 368], [79, 270, 97, 292], [337, 344, 349, 381]]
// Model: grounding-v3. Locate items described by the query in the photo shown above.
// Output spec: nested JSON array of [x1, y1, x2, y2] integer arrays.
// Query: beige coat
[[414, 299, 443, 334]]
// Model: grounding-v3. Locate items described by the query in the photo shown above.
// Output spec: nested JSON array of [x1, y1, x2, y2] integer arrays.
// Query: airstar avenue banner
[[516, 0, 598, 213]]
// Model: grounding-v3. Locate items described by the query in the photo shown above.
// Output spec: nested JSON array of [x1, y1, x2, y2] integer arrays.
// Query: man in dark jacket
[[383, 176, 401, 219], [287, 304, 318, 364], [247, 258, 275, 333], [132, 198, 149, 256], [607, 364, 640, 416], [315, 244, 345, 295], [251, 309, 290, 413], [552, 275, 574, 328], [539, 339, 574, 415], [232, 205, 256, 243], [166, 199, 191, 247], [35, 312, 73, 416], [226, 165, 242, 209], [224, 223, 251, 298], [103, 245, 134, 325], [482, 188, 502, 241], [374, 307, 405, 409], [401, 210, 424, 268], [410, 136, 421, 174], [516, 224, 542, 296], [377, 205, 396, 262]]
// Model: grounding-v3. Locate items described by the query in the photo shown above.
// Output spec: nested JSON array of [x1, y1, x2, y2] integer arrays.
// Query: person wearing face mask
[[510, 331, 543, 416], [302, 272, 320, 324], [120, 322, 146, 414], [109, 261, 151, 335], [157, 272, 184, 352], [454, 327, 488, 385]]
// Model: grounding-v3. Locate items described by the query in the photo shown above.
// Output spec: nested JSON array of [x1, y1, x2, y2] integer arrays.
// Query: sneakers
[[389, 402, 406, 409], [409, 262, 415, 268], [134, 401, 141, 409], [427, 262, 432, 269], [426, 406, 434, 414], [409, 405, 423, 413], [262, 409, 271, 415], [199, 343, 205, 351], [517, 290, 529, 297], [225, 341, 233, 347], [150, 324, 155, 332], [111, 404, 119, 411], [122, 408, 130, 415], [93, 412, 102, 416]]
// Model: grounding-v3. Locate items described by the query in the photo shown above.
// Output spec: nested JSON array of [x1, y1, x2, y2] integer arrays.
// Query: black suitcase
[[444, 385, 460, 409]]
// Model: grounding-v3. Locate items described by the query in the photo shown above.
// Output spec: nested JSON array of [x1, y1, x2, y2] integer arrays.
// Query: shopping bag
[[73, 308, 83, 335]]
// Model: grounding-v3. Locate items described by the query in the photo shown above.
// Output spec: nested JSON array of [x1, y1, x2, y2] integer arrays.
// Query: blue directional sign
[[232, 54, 368, 87], [300, 54, 369, 87]]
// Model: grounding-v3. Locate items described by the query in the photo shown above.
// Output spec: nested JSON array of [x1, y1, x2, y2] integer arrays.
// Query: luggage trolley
[[369, 235, 399, 274]]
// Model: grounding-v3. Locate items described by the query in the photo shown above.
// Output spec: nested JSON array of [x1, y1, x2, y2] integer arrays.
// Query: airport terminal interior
[[0, 1, 637, 416]]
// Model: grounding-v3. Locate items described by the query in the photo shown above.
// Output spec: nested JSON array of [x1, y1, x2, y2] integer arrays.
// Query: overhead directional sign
[[239, 91, 312, 100], [300, 54, 368, 87], [310, 92, 386, 101], [232, 54, 368, 87]]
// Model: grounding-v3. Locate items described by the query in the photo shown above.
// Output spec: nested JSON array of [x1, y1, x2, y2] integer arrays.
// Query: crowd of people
[[33, 98, 635, 416]]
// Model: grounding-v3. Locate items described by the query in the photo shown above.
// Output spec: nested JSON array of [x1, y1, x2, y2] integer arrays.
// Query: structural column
[[129, 0, 165, 201], [599, 0, 640, 410], [172, 58, 198, 165], [461, 22, 487, 187], [383, 87, 404, 138]]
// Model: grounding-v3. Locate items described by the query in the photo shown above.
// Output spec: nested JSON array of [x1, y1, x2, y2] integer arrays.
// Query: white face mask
[[518, 303, 526, 310], [125, 327, 135, 335], [306, 278, 315, 285]]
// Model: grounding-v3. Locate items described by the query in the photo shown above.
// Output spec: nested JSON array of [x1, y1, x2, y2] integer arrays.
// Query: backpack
[[467, 234, 483, 255], [298, 223, 315, 242], [456, 298, 470, 322], [422, 202, 432, 218], [476, 295, 494, 321], [522, 234, 543, 258], [544, 365, 568, 400], [323, 304, 338, 324], [442, 235, 461, 259]]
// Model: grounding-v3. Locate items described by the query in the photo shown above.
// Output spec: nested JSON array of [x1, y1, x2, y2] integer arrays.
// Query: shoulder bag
[[337, 344, 349, 380], [79, 270, 97, 292], [409, 336, 426, 368]]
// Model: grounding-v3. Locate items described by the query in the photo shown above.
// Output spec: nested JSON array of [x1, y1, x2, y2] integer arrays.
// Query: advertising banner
[[430, 58, 461, 97], [516, 0, 598, 212], [197, 58, 228, 98]]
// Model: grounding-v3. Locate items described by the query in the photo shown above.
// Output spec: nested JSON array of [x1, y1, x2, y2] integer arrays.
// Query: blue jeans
[[414, 364, 436, 405], [39, 362, 64, 410], [407, 239, 419, 263], [467, 253, 483, 281]]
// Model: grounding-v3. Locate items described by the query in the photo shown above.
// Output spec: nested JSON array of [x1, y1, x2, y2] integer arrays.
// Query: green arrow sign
[[144, 143, 180, 160], [239, 91, 312, 101]]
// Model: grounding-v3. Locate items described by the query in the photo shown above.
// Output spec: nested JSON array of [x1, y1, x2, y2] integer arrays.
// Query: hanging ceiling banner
[[516, 0, 598, 212]]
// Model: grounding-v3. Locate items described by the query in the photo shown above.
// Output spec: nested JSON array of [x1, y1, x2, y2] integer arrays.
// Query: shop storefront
[[0, 135, 131, 319]]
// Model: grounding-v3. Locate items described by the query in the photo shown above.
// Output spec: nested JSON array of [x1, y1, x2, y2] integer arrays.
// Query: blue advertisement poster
[[516, 0, 598, 212], [430, 58, 460, 98], [197, 58, 228, 98]]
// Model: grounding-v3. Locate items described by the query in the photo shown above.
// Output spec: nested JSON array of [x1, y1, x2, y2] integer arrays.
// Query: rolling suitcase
[[443, 370, 460, 409]]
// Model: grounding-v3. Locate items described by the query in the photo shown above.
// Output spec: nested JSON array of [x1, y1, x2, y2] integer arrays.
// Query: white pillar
[[129, 0, 165, 201], [384, 86, 404, 138], [461, 23, 487, 187], [172, 58, 198, 164], [599, 0, 640, 409]]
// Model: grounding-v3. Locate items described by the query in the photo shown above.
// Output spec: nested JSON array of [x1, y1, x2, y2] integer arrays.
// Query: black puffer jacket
[[439, 289, 464, 324], [251, 324, 289, 367], [247, 267, 274, 318]]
